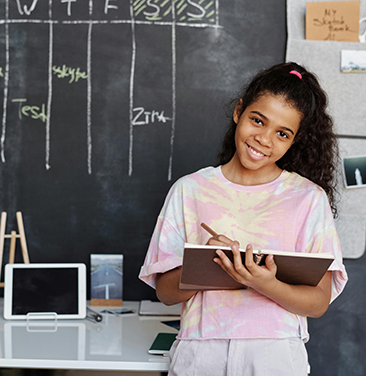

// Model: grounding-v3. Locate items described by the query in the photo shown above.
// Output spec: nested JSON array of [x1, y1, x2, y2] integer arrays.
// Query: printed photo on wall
[[90, 254, 123, 306], [341, 50, 366, 73], [342, 155, 366, 189]]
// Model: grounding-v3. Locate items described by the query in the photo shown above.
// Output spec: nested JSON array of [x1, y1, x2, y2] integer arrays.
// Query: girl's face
[[227, 93, 301, 185]]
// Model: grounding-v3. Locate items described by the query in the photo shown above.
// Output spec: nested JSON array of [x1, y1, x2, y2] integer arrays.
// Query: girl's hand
[[206, 233, 240, 249], [212, 241, 332, 318], [214, 243, 279, 294]]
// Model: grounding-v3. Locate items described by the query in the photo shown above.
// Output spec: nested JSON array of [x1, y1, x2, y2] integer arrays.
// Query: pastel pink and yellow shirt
[[139, 167, 347, 342]]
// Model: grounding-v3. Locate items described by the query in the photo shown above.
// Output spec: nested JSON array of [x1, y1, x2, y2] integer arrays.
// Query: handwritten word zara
[[12, 98, 47, 123], [132, 107, 171, 126], [52, 65, 87, 84]]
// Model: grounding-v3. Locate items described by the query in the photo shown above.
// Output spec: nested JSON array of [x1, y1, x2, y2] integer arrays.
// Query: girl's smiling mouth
[[246, 143, 266, 158]]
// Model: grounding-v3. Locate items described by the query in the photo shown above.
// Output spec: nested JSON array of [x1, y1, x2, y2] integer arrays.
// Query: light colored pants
[[168, 338, 308, 376]]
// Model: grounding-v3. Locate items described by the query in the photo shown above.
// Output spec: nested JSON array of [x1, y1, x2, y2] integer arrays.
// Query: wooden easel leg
[[0, 212, 30, 288], [9, 231, 17, 264], [16, 211, 30, 264]]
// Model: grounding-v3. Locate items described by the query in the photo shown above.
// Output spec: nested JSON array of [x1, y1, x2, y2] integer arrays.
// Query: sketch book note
[[306, 1, 360, 42], [179, 243, 334, 291]]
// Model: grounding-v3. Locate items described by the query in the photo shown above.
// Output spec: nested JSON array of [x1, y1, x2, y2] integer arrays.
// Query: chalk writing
[[133, 0, 216, 23], [105, 0, 118, 14], [52, 65, 88, 83], [15, 0, 39, 16], [0, 0, 221, 178], [132, 107, 172, 126], [12, 99, 47, 123], [61, 0, 76, 16], [13, 0, 218, 25], [313, 9, 353, 41]]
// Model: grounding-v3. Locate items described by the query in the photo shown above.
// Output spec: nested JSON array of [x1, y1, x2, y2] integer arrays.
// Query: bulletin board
[[286, 0, 366, 258]]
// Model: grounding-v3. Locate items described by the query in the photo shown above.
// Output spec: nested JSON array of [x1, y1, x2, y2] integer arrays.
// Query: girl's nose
[[254, 129, 272, 146]]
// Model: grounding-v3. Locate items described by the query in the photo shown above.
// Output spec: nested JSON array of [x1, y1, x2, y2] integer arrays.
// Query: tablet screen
[[4, 263, 86, 320], [12, 267, 78, 315]]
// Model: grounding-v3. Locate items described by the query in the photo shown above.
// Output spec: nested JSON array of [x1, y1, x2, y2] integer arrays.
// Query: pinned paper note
[[306, 1, 360, 42]]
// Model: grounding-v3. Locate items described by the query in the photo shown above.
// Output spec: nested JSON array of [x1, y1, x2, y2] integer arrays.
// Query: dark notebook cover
[[180, 244, 334, 291], [148, 332, 177, 356]]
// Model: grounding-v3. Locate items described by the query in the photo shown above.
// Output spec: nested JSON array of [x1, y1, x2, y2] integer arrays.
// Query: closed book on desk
[[139, 300, 181, 316], [148, 332, 177, 356], [180, 243, 334, 291]]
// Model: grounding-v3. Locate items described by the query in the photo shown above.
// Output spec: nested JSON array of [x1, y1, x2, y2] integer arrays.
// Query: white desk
[[0, 301, 178, 371]]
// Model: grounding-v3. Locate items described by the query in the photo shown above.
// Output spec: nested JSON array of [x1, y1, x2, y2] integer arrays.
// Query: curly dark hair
[[217, 62, 339, 217]]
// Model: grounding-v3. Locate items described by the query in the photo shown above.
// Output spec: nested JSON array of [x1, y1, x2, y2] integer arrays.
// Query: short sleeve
[[300, 189, 348, 303], [138, 180, 187, 289]]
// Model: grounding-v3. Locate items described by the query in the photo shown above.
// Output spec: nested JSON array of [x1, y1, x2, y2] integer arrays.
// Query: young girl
[[139, 62, 347, 376]]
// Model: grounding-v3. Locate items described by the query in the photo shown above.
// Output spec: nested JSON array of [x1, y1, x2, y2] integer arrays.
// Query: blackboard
[[0, 0, 287, 301]]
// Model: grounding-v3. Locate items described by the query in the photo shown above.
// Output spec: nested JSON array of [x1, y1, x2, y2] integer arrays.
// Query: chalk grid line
[[0, 0, 221, 179]]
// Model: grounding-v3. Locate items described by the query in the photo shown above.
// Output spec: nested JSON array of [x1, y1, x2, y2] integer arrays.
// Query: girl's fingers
[[215, 244, 249, 281], [207, 234, 235, 247], [215, 243, 278, 289], [214, 250, 238, 279], [231, 242, 246, 271], [214, 250, 231, 270], [244, 244, 255, 269]]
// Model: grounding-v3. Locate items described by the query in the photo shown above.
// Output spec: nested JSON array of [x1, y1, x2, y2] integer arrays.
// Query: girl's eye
[[278, 131, 288, 139], [252, 118, 263, 125]]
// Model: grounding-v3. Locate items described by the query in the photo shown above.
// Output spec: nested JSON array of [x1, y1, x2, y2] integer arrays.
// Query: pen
[[200, 222, 219, 237], [201, 222, 234, 242], [200, 222, 263, 263]]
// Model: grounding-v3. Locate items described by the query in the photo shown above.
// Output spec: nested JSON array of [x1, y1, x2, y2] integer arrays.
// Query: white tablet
[[3, 263, 87, 320]]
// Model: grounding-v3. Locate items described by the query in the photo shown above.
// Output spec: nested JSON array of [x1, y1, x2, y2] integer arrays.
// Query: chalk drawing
[[128, 0, 137, 177], [168, 0, 176, 182], [87, 21, 92, 175], [1, 0, 9, 163], [46, 2, 53, 170]]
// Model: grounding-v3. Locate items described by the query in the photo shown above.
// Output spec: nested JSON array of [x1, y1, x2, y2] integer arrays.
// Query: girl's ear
[[233, 99, 243, 124]]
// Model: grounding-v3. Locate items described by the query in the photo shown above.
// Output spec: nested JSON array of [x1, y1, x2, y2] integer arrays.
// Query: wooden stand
[[0, 211, 30, 287], [90, 298, 123, 307]]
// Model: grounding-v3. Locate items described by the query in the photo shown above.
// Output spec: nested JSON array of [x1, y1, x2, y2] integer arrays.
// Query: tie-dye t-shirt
[[139, 166, 347, 342]]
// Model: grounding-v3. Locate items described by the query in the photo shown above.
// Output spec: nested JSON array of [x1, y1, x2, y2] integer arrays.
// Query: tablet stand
[[0, 211, 30, 287], [26, 312, 58, 332]]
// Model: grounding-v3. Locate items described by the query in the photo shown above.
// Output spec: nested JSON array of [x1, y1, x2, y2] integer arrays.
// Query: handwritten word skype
[[132, 107, 172, 126], [12, 98, 47, 123], [53, 65, 87, 84], [312, 9, 353, 40]]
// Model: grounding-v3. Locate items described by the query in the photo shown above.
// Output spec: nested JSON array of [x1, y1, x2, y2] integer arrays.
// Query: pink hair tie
[[289, 70, 302, 79]]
